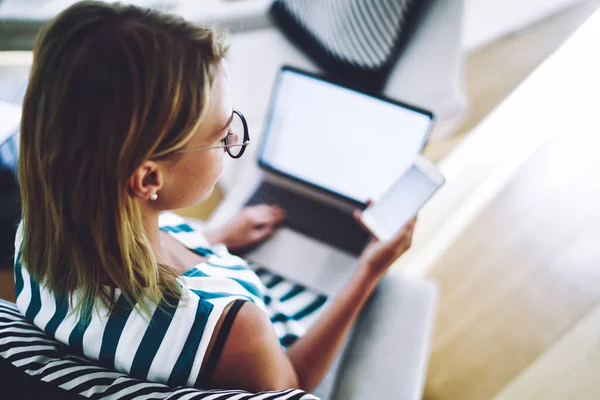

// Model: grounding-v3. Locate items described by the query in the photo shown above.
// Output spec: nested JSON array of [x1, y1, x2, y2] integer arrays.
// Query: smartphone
[[361, 155, 445, 241]]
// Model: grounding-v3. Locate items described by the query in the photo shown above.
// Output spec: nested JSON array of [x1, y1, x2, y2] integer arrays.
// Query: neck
[[143, 209, 169, 264]]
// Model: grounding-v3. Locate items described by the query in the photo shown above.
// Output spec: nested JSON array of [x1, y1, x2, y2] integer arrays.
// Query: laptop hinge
[[262, 170, 360, 214]]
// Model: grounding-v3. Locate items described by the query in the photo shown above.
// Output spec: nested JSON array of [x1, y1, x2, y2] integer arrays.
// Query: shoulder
[[222, 300, 277, 350], [200, 301, 299, 392]]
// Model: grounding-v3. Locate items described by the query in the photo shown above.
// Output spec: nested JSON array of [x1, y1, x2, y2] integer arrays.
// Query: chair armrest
[[332, 272, 438, 400]]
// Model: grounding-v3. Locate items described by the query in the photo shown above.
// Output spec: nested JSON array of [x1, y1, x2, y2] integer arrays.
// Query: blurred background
[[2, 1, 600, 399]]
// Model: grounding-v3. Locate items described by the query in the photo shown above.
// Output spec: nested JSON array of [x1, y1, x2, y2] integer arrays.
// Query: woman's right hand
[[353, 203, 417, 279]]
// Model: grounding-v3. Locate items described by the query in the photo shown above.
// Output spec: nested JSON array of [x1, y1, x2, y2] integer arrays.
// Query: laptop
[[238, 67, 434, 295]]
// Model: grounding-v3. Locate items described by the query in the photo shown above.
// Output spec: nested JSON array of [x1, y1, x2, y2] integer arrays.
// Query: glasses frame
[[175, 110, 250, 159]]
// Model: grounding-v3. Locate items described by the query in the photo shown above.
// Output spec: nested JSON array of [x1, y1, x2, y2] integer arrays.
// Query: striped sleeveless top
[[14, 212, 329, 387]]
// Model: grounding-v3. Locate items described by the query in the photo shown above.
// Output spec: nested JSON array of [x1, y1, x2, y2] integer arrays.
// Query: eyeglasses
[[175, 110, 250, 159]]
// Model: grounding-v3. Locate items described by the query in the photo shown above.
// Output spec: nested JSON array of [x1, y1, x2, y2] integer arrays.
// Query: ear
[[128, 160, 164, 201]]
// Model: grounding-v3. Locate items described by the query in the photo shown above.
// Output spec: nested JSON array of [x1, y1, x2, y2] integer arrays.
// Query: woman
[[15, 1, 416, 393]]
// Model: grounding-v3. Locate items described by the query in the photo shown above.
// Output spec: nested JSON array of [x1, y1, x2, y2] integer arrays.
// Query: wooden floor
[[423, 130, 600, 399], [419, 2, 600, 399]]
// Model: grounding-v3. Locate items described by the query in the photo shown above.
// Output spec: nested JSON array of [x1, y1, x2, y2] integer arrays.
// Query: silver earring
[[150, 193, 158, 201]]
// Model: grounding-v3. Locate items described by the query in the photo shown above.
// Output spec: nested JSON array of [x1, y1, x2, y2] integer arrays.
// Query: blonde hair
[[19, 1, 228, 319]]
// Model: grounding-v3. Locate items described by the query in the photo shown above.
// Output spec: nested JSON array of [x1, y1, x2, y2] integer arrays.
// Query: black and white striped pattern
[[13, 212, 330, 387], [273, 0, 415, 70], [0, 299, 319, 400], [251, 265, 328, 348]]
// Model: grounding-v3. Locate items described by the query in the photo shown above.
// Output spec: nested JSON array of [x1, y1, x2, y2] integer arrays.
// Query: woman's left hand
[[205, 205, 286, 251]]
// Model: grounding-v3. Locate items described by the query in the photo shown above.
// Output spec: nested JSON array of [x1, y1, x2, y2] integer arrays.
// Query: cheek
[[194, 150, 224, 189], [177, 153, 221, 189], [212, 149, 226, 177]]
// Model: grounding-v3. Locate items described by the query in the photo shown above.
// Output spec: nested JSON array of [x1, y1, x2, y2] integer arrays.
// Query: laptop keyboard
[[245, 182, 369, 256]]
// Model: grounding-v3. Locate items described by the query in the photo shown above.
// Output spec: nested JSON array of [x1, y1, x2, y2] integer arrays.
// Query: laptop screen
[[258, 68, 434, 204]]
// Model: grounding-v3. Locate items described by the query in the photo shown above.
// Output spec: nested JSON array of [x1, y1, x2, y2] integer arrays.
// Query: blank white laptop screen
[[259, 68, 434, 204]]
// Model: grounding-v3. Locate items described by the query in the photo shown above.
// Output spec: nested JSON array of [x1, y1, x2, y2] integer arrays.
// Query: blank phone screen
[[368, 165, 441, 239]]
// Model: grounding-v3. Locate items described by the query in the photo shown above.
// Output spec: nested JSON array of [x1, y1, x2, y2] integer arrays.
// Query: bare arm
[[285, 264, 380, 391], [202, 217, 416, 393], [203, 301, 300, 392], [285, 216, 416, 391]]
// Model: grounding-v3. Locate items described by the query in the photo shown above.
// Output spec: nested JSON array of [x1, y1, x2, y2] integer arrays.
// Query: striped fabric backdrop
[[0, 299, 319, 400]]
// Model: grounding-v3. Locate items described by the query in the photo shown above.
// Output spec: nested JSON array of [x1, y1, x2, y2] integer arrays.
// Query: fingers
[[245, 204, 286, 226], [271, 205, 286, 222], [390, 218, 417, 247]]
